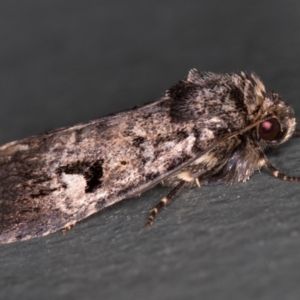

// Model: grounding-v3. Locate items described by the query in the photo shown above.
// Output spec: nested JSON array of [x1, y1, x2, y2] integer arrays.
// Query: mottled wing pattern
[[0, 70, 262, 243]]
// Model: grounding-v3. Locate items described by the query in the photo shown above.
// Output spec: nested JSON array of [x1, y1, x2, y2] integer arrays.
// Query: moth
[[0, 69, 299, 244]]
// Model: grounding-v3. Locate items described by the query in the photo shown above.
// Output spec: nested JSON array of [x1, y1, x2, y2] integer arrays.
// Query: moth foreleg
[[146, 180, 186, 228], [62, 223, 76, 235], [264, 159, 300, 182], [195, 178, 201, 188]]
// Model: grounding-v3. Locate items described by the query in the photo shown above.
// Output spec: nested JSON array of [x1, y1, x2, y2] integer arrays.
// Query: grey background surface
[[1, 1, 300, 300]]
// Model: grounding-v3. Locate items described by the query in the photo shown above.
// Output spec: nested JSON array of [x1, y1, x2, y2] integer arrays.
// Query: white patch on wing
[[61, 173, 86, 197], [52, 173, 106, 217], [55, 173, 87, 215]]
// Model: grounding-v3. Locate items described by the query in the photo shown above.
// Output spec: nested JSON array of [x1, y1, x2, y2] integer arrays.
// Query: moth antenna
[[264, 159, 300, 182], [146, 181, 186, 228], [293, 128, 300, 137]]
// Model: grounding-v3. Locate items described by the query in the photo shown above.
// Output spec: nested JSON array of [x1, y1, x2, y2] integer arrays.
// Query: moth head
[[257, 92, 296, 147]]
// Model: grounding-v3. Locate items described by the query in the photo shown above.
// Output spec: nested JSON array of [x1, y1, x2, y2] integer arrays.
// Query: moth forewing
[[0, 69, 299, 244]]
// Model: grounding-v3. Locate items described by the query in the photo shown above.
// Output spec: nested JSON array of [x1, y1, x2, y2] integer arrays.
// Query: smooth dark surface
[[1, 1, 300, 300]]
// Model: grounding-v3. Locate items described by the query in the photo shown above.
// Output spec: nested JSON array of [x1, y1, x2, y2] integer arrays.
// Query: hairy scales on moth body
[[0, 69, 299, 244]]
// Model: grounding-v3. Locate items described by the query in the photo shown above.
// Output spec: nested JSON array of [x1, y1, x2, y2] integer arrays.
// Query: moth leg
[[263, 159, 300, 182], [293, 129, 300, 137], [62, 223, 76, 235], [146, 180, 186, 228]]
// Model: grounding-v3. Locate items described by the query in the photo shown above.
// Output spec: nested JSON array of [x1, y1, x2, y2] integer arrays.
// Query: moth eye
[[258, 118, 281, 141]]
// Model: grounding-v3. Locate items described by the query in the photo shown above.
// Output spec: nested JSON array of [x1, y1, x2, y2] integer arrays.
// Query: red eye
[[258, 118, 281, 141]]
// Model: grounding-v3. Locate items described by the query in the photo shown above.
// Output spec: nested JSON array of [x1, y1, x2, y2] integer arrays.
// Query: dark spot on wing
[[57, 161, 88, 175], [30, 188, 58, 198], [57, 159, 104, 193], [145, 172, 159, 181], [84, 160, 104, 193], [132, 136, 145, 147], [166, 154, 192, 171], [229, 86, 244, 103]]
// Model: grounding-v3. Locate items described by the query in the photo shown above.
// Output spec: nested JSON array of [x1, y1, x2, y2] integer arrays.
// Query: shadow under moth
[[0, 69, 299, 244]]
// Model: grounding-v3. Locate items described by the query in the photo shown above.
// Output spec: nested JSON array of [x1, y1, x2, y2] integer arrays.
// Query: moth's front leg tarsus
[[263, 159, 300, 182], [146, 181, 186, 228], [62, 222, 77, 235]]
